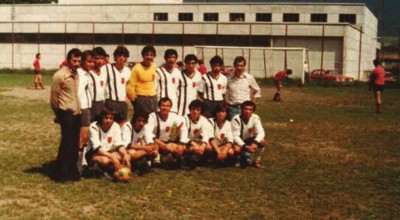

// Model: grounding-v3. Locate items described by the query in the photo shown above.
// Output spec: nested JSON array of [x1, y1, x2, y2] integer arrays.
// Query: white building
[[0, 2, 378, 80]]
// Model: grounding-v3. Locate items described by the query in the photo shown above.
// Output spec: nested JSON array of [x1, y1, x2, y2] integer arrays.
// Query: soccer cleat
[[252, 159, 264, 169]]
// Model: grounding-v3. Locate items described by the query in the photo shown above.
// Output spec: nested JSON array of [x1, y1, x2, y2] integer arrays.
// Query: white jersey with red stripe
[[183, 115, 213, 143], [121, 121, 154, 148], [208, 119, 234, 146], [145, 112, 189, 144], [102, 63, 130, 102], [88, 70, 106, 102], [231, 114, 265, 147], [155, 66, 180, 113], [77, 68, 92, 109], [176, 70, 203, 116], [199, 72, 227, 101], [88, 121, 124, 152]]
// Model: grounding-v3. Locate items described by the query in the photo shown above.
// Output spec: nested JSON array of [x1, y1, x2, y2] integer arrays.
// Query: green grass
[[0, 73, 399, 219]]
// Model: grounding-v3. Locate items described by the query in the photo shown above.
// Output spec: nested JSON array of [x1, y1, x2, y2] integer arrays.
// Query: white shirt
[[88, 121, 124, 152], [155, 66, 180, 113], [77, 68, 92, 109], [102, 63, 131, 102], [209, 119, 234, 146], [88, 70, 106, 102], [121, 121, 154, 148], [183, 115, 213, 143], [231, 114, 265, 147], [199, 72, 227, 101], [227, 72, 261, 105], [176, 70, 203, 116], [145, 112, 189, 143]]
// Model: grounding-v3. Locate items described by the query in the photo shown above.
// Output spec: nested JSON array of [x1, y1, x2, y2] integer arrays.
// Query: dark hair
[[164, 49, 178, 60], [177, 61, 184, 68], [158, 97, 172, 107], [131, 111, 149, 124], [97, 107, 115, 124], [81, 50, 95, 64], [286, 69, 293, 75], [215, 102, 229, 114], [233, 56, 246, 66], [373, 59, 381, 67], [35, 53, 41, 59], [67, 48, 82, 61], [113, 45, 129, 58], [141, 45, 156, 57], [184, 54, 198, 64], [93, 47, 107, 57], [188, 99, 203, 111], [209, 55, 224, 66], [241, 101, 256, 112], [198, 59, 204, 65]]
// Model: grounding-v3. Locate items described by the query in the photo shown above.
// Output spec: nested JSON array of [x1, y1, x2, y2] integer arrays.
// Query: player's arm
[[249, 75, 261, 102], [253, 115, 266, 146], [113, 126, 131, 167], [126, 65, 138, 101], [50, 72, 62, 114]]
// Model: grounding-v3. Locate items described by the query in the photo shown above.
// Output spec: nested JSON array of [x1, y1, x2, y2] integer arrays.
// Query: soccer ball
[[113, 167, 132, 182]]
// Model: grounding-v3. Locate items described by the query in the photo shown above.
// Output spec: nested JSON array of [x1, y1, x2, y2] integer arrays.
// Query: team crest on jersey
[[217, 84, 222, 90], [121, 77, 125, 84], [192, 82, 196, 88], [165, 126, 170, 132], [172, 78, 175, 84], [248, 128, 253, 133], [220, 133, 225, 140], [136, 137, 141, 144], [107, 136, 112, 144], [193, 129, 200, 134], [100, 80, 104, 87]]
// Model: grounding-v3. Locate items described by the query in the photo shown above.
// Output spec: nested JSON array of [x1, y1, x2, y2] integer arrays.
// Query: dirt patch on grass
[[0, 87, 50, 103]]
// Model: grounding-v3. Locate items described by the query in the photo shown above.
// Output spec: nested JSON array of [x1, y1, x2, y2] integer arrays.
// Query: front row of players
[[85, 98, 266, 177]]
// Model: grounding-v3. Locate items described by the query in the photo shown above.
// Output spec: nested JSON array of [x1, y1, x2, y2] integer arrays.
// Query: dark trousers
[[132, 95, 157, 117], [53, 110, 81, 182]]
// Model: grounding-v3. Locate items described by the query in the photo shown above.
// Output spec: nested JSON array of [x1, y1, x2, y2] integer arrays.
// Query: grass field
[[0, 73, 399, 219]]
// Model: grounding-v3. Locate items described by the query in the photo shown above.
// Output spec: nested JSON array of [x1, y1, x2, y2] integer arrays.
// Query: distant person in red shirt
[[33, 53, 44, 90], [273, 69, 292, 102], [198, 59, 207, 75], [369, 59, 385, 113]]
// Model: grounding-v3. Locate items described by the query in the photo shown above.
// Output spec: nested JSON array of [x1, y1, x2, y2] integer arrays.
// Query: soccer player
[[86, 108, 131, 173], [50, 48, 82, 182], [121, 112, 158, 174], [231, 101, 266, 168], [209, 103, 240, 163], [145, 97, 188, 167], [273, 69, 292, 102], [155, 49, 180, 113], [184, 100, 213, 167], [102, 46, 131, 125], [369, 59, 385, 113], [176, 54, 203, 116], [32, 53, 44, 90], [226, 56, 261, 120], [198, 55, 227, 118], [126, 45, 158, 116], [89, 47, 107, 121]]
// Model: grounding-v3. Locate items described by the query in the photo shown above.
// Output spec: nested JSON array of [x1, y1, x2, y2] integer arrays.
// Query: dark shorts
[[33, 70, 40, 75], [203, 100, 224, 118], [91, 101, 104, 122], [373, 84, 384, 92], [132, 95, 157, 116], [80, 108, 92, 127], [105, 99, 128, 123]]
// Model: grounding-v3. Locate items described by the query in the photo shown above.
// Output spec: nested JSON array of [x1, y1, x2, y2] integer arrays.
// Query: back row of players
[[51, 45, 265, 178]]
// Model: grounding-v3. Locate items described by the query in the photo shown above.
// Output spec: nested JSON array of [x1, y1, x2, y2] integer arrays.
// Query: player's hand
[[112, 157, 121, 170], [245, 145, 257, 153], [123, 154, 131, 168]]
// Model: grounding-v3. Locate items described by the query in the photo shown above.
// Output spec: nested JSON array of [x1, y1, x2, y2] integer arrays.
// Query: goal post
[[194, 45, 308, 84]]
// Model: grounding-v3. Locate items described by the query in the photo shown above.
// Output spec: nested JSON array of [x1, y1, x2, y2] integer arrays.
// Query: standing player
[[121, 112, 158, 174], [369, 59, 385, 113], [273, 69, 292, 102], [86, 108, 131, 174], [89, 47, 107, 121], [155, 49, 180, 113], [227, 56, 261, 120], [102, 46, 131, 125], [198, 55, 227, 118], [176, 54, 203, 116], [126, 45, 158, 116], [32, 53, 44, 90], [50, 48, 82, 182], [145, 97, 188, 167], [209, 103, 240, 164], [231, 101, 266, 168]]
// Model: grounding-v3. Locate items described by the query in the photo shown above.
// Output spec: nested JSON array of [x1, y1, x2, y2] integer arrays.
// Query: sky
[[184, 0, 400, 36]]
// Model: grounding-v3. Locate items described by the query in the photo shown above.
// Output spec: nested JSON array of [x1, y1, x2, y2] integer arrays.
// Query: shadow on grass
[[24, 160, 56, 180]]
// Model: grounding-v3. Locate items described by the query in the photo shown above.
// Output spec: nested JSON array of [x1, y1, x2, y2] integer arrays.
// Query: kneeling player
[[231, 101, 266, 168], [184, 100, 213, 166], [86, 108, 131, 174], [209, 103, 240, 164], [121, 112, 158, 173], [146, 97, 188, 167]]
